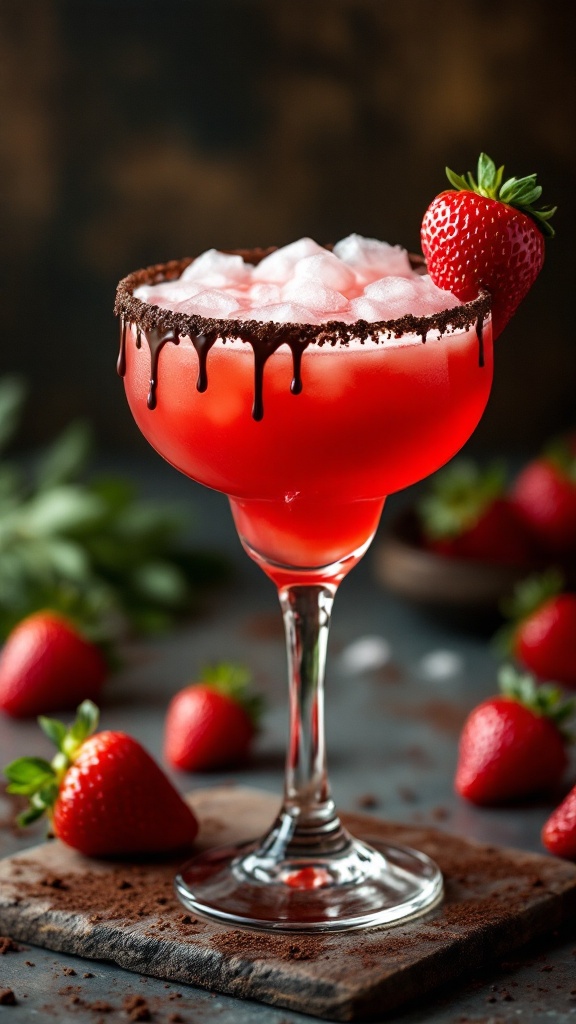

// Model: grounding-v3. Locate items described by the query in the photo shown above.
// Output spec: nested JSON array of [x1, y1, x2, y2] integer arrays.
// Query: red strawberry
[[418, 459, 533, 565], [542, 784, 576, 860], [455, 667, 573, 806], [501, 572, 576, 688], [164, 663, 263, 772], [3, 701, 198, 856], [511, 436, 576, 555], [0, 611, 107, 718], [421, 153, 555, 338]]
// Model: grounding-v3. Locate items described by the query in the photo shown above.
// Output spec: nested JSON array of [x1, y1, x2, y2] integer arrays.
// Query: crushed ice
[[135, 234, 461, 325]]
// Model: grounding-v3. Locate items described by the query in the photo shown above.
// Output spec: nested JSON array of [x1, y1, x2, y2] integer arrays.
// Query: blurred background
[[0, 0, 574, 457]]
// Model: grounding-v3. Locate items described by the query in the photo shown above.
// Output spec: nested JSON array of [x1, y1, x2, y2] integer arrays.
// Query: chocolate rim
[[114, 248, 491, 348]]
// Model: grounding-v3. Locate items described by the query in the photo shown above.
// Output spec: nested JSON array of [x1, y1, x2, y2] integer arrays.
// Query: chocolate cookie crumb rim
[[114, 248, 492, 349]]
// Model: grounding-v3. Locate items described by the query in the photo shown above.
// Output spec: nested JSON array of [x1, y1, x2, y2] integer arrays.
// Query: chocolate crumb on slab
[[356, 793, 380, 809], [0, 988, 17, 1005], [40, 876, 69, 890], [123, 994, 152, 1021], [0, 936, 21, 954]]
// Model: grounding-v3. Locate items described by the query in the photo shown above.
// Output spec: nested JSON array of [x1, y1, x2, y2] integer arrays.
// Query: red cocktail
[[116, 236, 492, 930]]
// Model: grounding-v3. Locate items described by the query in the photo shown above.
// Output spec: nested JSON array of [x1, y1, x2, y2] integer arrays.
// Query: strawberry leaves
[[498, 665, 574, 734], [418, 459, 506, 540], [445, 153, 556, 236], [500, 569, 564, 625], [200, 663, 264, 728], [3, 701, 100, 827]]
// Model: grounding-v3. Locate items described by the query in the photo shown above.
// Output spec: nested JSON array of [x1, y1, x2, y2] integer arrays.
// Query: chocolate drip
[[290, 343, 304, 395], [142, 327, 180, 410], [252, 349, 266, 421], [191, 333, 216, 393], [114, 250, 492, 421], [116, 317, 127, 377], [476, 314, 485, 368]]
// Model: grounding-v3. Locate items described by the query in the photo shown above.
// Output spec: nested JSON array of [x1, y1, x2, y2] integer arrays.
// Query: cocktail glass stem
[[274, 584, 348, 857]]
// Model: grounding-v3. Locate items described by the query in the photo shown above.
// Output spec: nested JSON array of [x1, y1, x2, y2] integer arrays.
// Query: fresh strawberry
[[542, 784, 576, 860], [164, 663, 263, 772], [455, 666, 573, 806], [421, 153, 555, 338], [3, 701, 198, 857], [511, 436, 576, 555], [418, 459, 533, 565], [500, 571, 576, 688], [0, 611, 107, 718]]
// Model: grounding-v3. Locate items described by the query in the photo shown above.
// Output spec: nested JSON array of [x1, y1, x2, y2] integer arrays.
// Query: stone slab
[[0, 786, 574, 1021]]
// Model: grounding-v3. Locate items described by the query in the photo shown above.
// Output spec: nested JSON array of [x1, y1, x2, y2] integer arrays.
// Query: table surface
[[1, 462, 575, 1023]]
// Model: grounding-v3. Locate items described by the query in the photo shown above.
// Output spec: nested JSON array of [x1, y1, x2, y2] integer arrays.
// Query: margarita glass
[[116, 241, 492, 932]]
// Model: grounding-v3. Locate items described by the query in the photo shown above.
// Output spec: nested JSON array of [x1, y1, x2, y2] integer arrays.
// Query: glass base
[[175, 835, 443, 932]]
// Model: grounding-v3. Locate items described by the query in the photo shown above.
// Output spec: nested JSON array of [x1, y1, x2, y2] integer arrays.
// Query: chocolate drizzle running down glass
[[115, 249, 490, 421], [116, 244, 492, 933]]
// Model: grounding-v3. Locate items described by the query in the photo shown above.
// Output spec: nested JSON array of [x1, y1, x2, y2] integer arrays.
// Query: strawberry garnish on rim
[[421, 153, 556, 338]]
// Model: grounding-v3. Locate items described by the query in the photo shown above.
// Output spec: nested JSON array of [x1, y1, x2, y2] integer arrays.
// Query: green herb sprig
[[0, 376, 230, 642]]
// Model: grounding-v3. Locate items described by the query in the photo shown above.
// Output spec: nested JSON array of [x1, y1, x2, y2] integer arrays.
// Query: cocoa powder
[[0, 935, 21, 954], [210, 928, 328, 962], [123, 994, 152, 1021]]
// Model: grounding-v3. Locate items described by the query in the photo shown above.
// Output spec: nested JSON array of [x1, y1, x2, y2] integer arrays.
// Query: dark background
[[1, 0, 574, 458]]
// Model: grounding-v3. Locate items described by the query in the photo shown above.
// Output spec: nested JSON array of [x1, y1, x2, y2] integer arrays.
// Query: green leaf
[[88, 476, 135, 513], [64, 700, 99, 756], [130, 561, 189, 606], [0, 376, 231, 644], [200, 663, 264, 727], [4, 757, 55, 791], [0, 464, 24, 506], [476, 152, 499, 196], [114, 501, 186, 542], [418, 459, 506, 540], [543, 434, 576, 482], [17, 804, 47, 827], [38, 716, 68, 750], [444, 154, 556, 237], [500, 569, 564, 624], [22, 486, 106, 536], [445, 167, 470, 192], [35, 421, 93, 491], [39, 538, 90, 581], [0, 375, 27, 452], [498, 665, 575, 735], [37, 782, 60, 806]]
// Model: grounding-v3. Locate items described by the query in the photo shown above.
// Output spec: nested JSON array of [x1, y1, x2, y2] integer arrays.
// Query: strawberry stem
[[445, 153, 556, 237]]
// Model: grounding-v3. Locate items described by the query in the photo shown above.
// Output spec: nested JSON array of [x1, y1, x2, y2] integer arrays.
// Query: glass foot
[[175, 836, 443, 932]]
